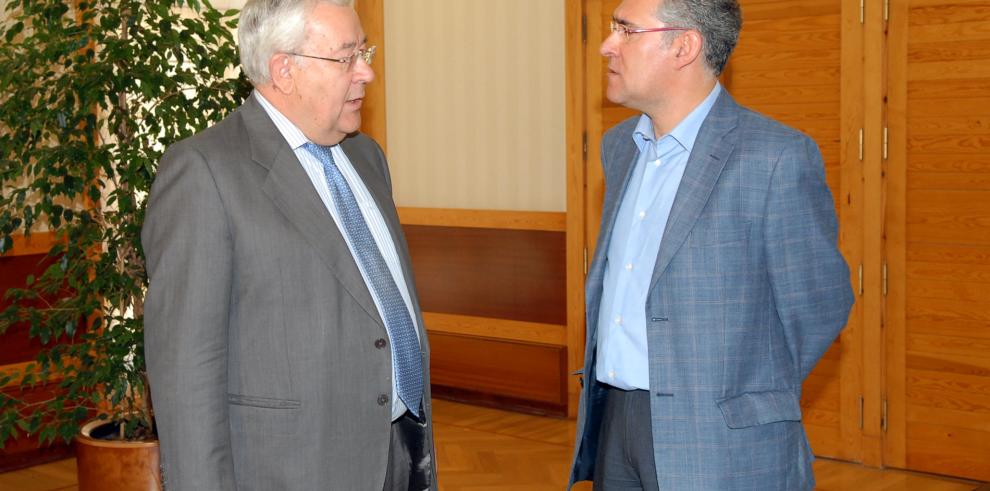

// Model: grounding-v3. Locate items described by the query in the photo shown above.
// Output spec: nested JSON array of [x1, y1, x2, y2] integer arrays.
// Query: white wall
[[384, 0, 566, 212]]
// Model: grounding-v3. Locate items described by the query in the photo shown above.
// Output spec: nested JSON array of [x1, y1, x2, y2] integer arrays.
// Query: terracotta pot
[[75, 419, 161, 491]]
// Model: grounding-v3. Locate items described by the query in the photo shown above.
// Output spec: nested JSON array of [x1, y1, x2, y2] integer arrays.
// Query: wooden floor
[[0, 398, 983, 490]]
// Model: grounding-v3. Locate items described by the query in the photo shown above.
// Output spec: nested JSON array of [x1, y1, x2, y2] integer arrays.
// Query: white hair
[[238, 0, 354, 85]]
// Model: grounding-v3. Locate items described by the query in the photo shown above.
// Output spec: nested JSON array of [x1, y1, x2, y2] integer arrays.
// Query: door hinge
[[860, 0, 865, 23], [583, 247, 589, 276], [884, 0, 889, 22], [858, 396, 864, 429], [582, 14, 587, 43], [883, 127, 889, 160], [858, 128, 864, 161], [582, 131, 588, 161], [881, 399, 888, 432], [882, 262, 888, 297], [858, 264, 864, 296]]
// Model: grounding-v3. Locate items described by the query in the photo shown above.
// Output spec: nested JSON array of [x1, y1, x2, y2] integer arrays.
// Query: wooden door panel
[[887, 0, 990, 480]]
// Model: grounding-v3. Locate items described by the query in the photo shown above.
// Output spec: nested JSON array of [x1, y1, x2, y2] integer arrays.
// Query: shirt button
[[653, 159, 662, 167], [377, 394, 390, 406], [614, 315, 622, 325], [638, 211, 646, 220], [625, 263, 633, 271], [609, 370, 616, 379], [374, 338, 387, 349]]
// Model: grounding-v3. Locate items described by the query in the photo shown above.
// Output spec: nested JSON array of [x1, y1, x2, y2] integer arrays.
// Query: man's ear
[[672, 29, 704, 70], [269, 54, 296, 94]]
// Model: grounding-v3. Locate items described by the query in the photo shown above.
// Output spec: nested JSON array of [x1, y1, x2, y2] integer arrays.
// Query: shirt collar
[[253, 90, 311, 150], [633, 82, 722, 154]]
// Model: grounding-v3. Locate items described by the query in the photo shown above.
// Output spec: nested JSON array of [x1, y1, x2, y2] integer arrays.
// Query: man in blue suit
[[569, 0, 854, 489]]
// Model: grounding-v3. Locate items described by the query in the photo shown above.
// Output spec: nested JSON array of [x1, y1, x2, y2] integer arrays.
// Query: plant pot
[[75, 419, 161, 491]]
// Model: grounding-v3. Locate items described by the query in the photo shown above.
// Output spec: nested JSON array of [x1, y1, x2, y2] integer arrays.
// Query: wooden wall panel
[[427, 332, 567, 415], [0, 255, 59, 366], [403, 225, 566, 326], [0, 382, 75, 472], [401, 211, 569, 414], [0, 248, 72, 471], [886, 0, 990, 480], [727, 0, 860, 462]]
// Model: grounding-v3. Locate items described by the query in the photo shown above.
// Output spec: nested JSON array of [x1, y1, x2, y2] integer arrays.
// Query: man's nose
[[353, 57, 375, 83], [600, 31, 620, 57]]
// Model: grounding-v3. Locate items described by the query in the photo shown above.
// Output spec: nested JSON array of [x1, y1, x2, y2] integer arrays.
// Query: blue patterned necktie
[[304, 142, 424, 417]]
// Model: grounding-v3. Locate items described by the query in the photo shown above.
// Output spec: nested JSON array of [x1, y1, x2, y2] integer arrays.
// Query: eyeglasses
[[610, 20, 689, 40], [289, 45, 376, 70]]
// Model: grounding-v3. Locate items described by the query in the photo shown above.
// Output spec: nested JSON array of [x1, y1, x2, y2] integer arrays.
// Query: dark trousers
[[384, 410, 433, 491], [593, 384, 660, 491]]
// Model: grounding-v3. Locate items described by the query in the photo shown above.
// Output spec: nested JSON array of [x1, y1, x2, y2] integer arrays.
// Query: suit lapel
[[241, 95, 383, 327], [648, 91, 740, 292]]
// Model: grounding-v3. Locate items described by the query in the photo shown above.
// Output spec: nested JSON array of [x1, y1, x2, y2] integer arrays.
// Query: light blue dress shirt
[[255, 91, 418, 420], [596, 83, 722, 390]]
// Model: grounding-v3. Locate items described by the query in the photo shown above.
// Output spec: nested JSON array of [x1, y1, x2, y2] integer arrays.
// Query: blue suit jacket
[[569, 91, 854, 490]]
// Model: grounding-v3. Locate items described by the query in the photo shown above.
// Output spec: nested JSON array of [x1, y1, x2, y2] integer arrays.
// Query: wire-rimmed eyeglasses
[[289, 45, 376, 70], [610, 20, 689, 40]]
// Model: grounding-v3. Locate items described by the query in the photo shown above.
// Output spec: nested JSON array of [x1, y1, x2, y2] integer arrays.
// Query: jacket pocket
[[227, 393, 301, 409], [688, 220, 752, 247], [716, 389, 801, 429]]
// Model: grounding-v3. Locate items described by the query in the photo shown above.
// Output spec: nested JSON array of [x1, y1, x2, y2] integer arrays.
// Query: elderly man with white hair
[[142, 1, 435, 489]]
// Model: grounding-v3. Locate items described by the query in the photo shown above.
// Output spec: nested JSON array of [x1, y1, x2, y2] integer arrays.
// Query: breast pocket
[[687, 219, 753, 247], [679, 220, 754, 304]]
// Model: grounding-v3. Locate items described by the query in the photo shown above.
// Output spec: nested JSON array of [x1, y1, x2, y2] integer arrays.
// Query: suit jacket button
[[375, 338, 387, 349], [378, 394, 390, 405]]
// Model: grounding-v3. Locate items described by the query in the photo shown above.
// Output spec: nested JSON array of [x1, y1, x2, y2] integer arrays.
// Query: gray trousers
[[384, 410, 433, 491], [593, 384, 660, 491]]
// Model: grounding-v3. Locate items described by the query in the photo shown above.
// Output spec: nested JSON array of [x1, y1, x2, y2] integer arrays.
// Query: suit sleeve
[[764, 136, 855, 381], [142, 143, 236, 490]]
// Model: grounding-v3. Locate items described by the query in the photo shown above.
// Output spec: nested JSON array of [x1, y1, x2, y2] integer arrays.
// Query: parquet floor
[[0, 398, 982, 490]]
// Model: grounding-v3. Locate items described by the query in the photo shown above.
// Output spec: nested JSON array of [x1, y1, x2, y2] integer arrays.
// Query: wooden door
[[580, 0, 863, 462], [723, 0, 864, 463], [885, 0, 990, 480]]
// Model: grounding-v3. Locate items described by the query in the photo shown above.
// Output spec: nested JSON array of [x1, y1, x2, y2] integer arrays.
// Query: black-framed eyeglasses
[[289, 45, 376, 70], [610, 20, 689, 40]]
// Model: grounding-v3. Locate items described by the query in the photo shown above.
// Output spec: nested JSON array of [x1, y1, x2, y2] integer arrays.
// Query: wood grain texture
[[886, 0, 990, 479], [398, 207, 566, 231], [403, 224, 566, 325], [564, 0, 586, 418], [429, 333, 567, 415], [423, 312, 566, 347]]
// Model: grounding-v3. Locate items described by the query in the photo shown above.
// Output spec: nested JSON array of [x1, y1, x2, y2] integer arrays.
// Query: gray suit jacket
[[570, 91, 854, 490], [142, 94, 436, 490]]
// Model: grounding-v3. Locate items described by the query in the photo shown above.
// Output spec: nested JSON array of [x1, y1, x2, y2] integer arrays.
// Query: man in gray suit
[[142, 1, 435, 489], [569, 0, 854, 489]]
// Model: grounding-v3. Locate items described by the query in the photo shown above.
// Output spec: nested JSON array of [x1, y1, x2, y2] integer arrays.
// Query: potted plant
[[0, 0, 249, 487]]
